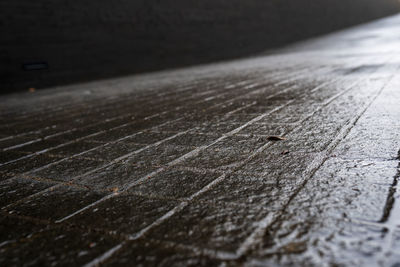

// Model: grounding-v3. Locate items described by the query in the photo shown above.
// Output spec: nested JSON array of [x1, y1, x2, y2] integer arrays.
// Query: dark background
[[1, 0, 399, 93]]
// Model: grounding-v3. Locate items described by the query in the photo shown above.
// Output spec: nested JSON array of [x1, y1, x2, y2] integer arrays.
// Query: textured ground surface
[[1, 14, 400, 266]]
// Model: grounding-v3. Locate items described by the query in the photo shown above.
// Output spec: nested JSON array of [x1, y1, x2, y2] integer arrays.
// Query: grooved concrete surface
[[1, 14, 400, 266]]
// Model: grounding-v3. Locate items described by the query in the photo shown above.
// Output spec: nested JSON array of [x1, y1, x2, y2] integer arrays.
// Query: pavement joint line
[[87, 101, 299, 264], [83, 242, 126, 267], [0, 76, 253, 143], [32, 117, 182, 174], [375, 80, 400, 263], [9, 58, 366, 222], [0, 113, 183, 169], [0, 63, 311, 143], [0, 76, 206, 126], [237, 61, 392, 252], [1, 88, 132, 116], [185, 79, 256, 104], [44, 152, 109, 163], [83, 236, 237, 267], [204, 65, 330, 113], [0, 102, 99, 128], [222, 102, 257, 118], [203, 83, 258, 102], [4, 62, 304, 127], [159, 76, 258, 100], [0, 66, 316, 176], [233, 67, 357, 104], [0, 128, 53, 142], [0, 94, 139, 130], [173, 165, 225, 175], [143, 111, 168, 121], [224, 79, 256, 89], [121, 190, 275, 211], [1, 100, 180, 151], [118, 191, 188, 203], [0, 60, 334, 126], [55, 193, 119, 224], [1, 129, 188, 210], [36, 79, 292, 176], [0, 76, 264, 160], [0, 71, 270, 134], [1, 182, 61, 211], [0, 118, 184, 205], [272, 65, 330, 87], [310, 76, 342, 93], [0, 95, 260, 208], [147, 77, 253, 111], [1, 113, 132, 152], [379, 161, 400, 224], [0, 58, 376, 218], [2, 138, 44, 151], [2, 69, 304, 123], [0, 96, 145, 135], [236, 59, 398, 258], [56, 101, 295, 224], [80, 71, 368, 264], [199, 68, 311, 109]]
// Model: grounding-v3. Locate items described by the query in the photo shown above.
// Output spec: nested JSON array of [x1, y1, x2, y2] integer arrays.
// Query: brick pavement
[[1, 15, 400, 266]]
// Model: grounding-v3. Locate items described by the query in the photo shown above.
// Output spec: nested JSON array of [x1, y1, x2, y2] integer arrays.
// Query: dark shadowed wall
[[1, 0, 399, 92]]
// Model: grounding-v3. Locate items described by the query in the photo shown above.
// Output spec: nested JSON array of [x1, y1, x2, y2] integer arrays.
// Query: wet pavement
[[1, 14, 400, 266]]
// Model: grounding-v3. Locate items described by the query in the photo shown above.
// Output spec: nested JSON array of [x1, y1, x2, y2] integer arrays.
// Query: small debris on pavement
[[110, 187, 119, 193], [281, 150, 290, 155], [267, 136, 286, 141], [281, 241, 307, 254]]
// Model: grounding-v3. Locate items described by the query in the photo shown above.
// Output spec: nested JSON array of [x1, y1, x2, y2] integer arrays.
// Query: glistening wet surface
[[1, 14, 400, 266]]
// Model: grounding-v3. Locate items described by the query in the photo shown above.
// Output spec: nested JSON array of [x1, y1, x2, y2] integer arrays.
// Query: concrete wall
[[1, 0, 399, 92]]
